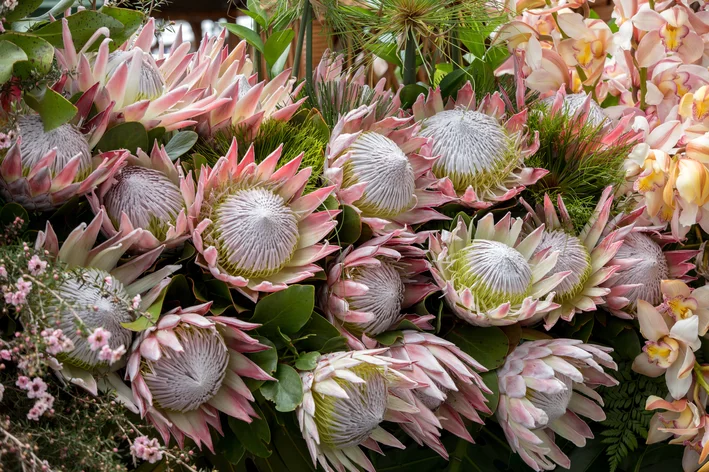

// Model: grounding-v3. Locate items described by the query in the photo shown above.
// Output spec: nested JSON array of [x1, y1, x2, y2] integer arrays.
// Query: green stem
[[639, 67, 648, 110], [403, 30, 417, 86], [450, 28, 461, 69], [695, 363, 709, 395], [293, 1, 311, 80], [305, 2, 313, 92], [649, 0, 655, 9], [254, 23, 263, 82], [447, 436, 469, 472]]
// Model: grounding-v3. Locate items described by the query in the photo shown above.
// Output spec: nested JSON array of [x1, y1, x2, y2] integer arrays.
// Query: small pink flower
[[15, 277, 31, 294], [0, 266, 7, 278], [16, 375, 29, 388], [27, 406, 41, 421], [87, 327, 111, 351], [103, 276, 112, 286], [26, 377, 47, 399], [131, 294, 141, 310], [3, 0, 18, 10], [27, 255, 47, 276], [0, 349, 11, 361], [99, 344, 126, 365], [0, 133, 9, 149], [130, 436, 163, 464]]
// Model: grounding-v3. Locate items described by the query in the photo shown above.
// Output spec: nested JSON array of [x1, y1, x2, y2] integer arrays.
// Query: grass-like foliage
[[524, 105, 634, 231], [304, 79, 390, 129], [193, 115, 329, 193]]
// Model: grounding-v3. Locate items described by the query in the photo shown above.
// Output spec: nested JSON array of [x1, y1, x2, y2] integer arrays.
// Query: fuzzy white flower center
[[535, 231, 591, 301], [106, 50, 165, 101], [450, 239, 531, 309], [344, 132, 416, 219], [346, 260, 404, 335], [215, 187, 299, 278], [612, 232, 668, 307], [414, 388, 448, 411], [103, 166, 184, 239], [15, 115, 92, 179], [314, 364, 387, 448], [234, 74, 252, 100], [420, 109, 514, 192], [527, 374, 573, 427], [55, 268, 134, 368], [143, 326, 228, 412]]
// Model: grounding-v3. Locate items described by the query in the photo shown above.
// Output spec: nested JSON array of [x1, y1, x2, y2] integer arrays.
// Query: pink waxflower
[[27, 255, 47, 275], [26, 377, 47, 399], [87, 327, 111, 351], [103, 276, 112, 286], [131, 294, 141, 310], [16, 375, 29, 388], [130, 436, 164, 464], [0, 266, 6, 278], [27, 406, 42, 421], [0, 132, 10, 149], [0, 349, 10, 361], [15, 277, 31, 295], [99, 344, 126, 365]]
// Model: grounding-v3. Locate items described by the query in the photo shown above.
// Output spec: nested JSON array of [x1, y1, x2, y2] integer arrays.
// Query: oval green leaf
[[94, 121, 149, 154], [260, 363, 304, 412], [445, 325, 510, 370], [250, 285, 314, 338]]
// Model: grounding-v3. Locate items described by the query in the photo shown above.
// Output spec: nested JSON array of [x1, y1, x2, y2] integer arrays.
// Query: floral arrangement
[[2, 0, 709, 470]]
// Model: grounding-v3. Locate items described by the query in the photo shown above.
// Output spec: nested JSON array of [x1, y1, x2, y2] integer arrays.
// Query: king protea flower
[[56, 18, 228, 131], [127, 302, 274, 451], [319, 230, 437, 347], [386, 331, 492, 458], [88, 142, 191, 253], [600, 213, 697, 318], [34, 210, 179, 400], [497, 339, 618, 471], [324, 104, 453, 234], [429, 213, 569, 326], [520, 187, 639, 329], [632, 280, 709, 399], [539, 90, 609, 127], [412, 82, 544, 208], [0, 86, 125, 210], [187, 139, 339, 301], [297, 349, 419, 472]]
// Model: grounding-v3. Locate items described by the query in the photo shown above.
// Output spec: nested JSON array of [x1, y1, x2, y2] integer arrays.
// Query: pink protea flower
[[496, 339, 618, 471], [88, 142, 191, 253], [520, 186, 640, 329], [56, 18, 228, 132], [187, 139, 339, 301], [127, 302, 274, 452], [539, 90, 610, 127], [34, 210, 179, 400], [319, 230, 437, 346], [429, 213, 569, 326], [0, 88, 125, 210], [297, 349, 419, 472], [600, 213, 698, 318], [411, 82, 544, 208], [385, 331, 492, 458], [324, 104, 454, 234]]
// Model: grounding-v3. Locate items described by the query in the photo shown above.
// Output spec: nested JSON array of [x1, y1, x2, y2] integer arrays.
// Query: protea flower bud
[[104, 49, 165, 102], [430, 213, 569, 326], [600, 215, 697, 317], [386, 331, 492, 458], [412, 82, 544, 209], [188, 139, 339, 301], [539, 90, 609, 127], [88, 143, 191, 252], [297, 349, 418, 471], [520, 186, 640, 329], [325, 104, 453, 234], [127, 303, 274, 451], [0, 108, 125, 210], [320, 231, 437, 345], [34, 210, 179, 397], [496, 339, 618, 471]]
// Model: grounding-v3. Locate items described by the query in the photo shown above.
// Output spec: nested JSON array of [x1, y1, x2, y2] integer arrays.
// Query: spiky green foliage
[[303, 80, 392, 129], [193, 116, 328, 193], [598, 361, 667, 472], [524, 105, 634, 232]]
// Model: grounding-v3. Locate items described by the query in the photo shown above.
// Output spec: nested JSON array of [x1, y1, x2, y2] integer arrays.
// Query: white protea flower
[[298, 349, 419, 472], [429, 213, 569, 326], [187, 139, 340, 301], [127, 303, 274, 451], [319, 230, 437, 347], [497, 339, 618, 471], [34, 210, 179, 402], [539, 90, 610, 127], [325, 104, 454, 234], [386, 331, 492, 458], [88, 143, 191, 252], [520, 186, 641, 329], [412, 82, 544, 209]]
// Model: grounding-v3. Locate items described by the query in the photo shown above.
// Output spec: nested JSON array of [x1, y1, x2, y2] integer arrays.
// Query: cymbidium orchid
[[633, 6, 704, 69], [33, 210, 179, 401], [633, 280, 709, 399], [127, 302, 274, 451], [324, 104, 453, 233], [87, 142, 191, 253], [680, 86, 709, 141], [429, 213, 569, 326], [297, 349, 418, 472], [319, 230, 437, 347], [496, 339, 618, 471], [412, 82, 544, 208], [188, 139, 339, 301], [386, 331, 492, 458], [557, 12, 614, 87], [520, 186, 638, 329]]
